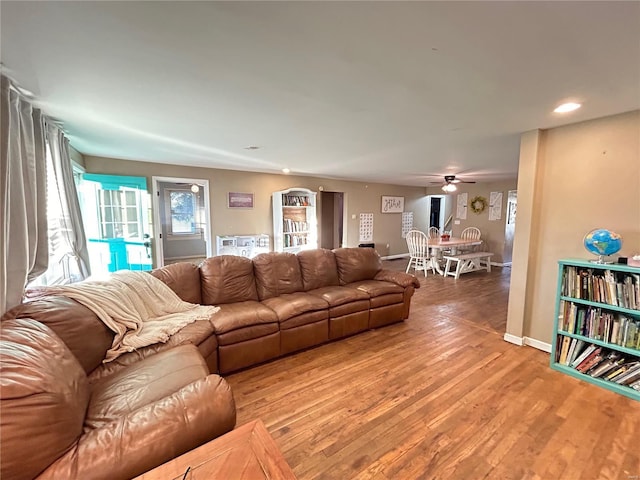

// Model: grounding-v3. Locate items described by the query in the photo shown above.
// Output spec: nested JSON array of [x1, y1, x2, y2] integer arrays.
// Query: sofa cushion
[[333, 247, 382, 285], [346, 279, 404, 298], [85, 344, 209, 431], [261, 292, 328, 323], [209, 301, 278, 336], [150, 262, 202, 304], [307, 285, 369, 307], [1, 319, 90, 480], [330, 299, 370, 317], [297, 249, 340, 290], [200, 255, 258, 304], [253, 252, 304, 300], [1, 296, 113, 374]]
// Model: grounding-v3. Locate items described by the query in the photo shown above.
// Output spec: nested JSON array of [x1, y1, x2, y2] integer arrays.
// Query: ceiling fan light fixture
[[442, 183, 457, 192]]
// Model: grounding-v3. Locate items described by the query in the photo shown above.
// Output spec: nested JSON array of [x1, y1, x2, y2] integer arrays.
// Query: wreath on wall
[[470, 196, 487, 214]]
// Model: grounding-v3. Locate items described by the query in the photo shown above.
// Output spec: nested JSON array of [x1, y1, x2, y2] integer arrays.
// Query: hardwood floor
[[226, 261, 640, 480]]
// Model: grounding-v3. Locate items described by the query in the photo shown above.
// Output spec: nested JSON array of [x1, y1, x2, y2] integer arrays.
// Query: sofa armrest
[[37, 375, 236, 480], [374, 269, 420, 288]]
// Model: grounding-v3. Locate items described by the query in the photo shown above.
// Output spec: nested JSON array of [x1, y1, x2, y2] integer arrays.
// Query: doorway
[[152, 177, 212, 267], [320, 191, 344, 249], [78, 174, 153, 275], [430, 197, 442, 229], [503, 190, 517, 265], [426, 195, 452, 233]]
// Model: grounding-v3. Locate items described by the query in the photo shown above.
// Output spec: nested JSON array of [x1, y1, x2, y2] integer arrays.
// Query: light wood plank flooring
[[226, 261, 640, 480]]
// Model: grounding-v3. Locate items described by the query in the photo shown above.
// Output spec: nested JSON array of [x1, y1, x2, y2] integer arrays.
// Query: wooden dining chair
[[427, 227, 440, 239], [405, 230, 434, 277], [460, 227, 482, 252]]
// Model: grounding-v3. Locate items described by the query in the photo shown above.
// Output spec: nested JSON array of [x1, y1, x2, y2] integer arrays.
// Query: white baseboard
[[382, 253, 410, 260], [503, 333, 524, 346], [503, 333, 552, 353], [523, 337, 552, 353], [490, 261, 512, 267]]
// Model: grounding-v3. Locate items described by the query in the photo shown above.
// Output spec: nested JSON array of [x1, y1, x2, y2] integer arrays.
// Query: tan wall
[[426, 180, 518, 264], [83, 156, 430, 258], [506, 130, 543, 340], [509, 110, 640, 345], [70, 146, 85, 168]]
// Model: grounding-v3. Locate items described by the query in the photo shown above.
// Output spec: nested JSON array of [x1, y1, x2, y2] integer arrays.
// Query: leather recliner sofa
[[1, 247, 419, 480]]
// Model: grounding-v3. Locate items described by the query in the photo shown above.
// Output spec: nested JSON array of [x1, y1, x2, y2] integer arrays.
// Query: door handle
[[143, 234, 151, 258]]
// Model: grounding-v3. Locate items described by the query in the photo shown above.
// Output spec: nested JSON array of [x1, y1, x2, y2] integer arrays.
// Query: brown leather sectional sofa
[[1, 247, 419, 480]]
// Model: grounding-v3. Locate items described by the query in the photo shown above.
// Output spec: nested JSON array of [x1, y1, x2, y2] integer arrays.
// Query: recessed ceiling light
[[554, 102, 581, 113], [282, 168, 290, 174], [244, 145, 260, 150]]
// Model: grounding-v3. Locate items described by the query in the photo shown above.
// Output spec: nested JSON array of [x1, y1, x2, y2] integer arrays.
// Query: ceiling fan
[[428, 175, 476, 192]]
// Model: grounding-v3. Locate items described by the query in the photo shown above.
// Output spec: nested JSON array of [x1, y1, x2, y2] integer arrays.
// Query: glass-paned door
[[79, 174, 153, 274]]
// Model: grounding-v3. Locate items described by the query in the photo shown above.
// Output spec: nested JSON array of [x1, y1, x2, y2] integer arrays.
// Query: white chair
[[427, 226, 446, 262], [460, 227, 482, 252], [405, 230, 434, 277], [427, 227, 440, 239]]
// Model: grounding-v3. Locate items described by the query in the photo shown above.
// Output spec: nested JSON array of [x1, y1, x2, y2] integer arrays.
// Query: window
[[168, 190, 198, 235], [98, 188, 142, 239], [29, 144, 78, 286]]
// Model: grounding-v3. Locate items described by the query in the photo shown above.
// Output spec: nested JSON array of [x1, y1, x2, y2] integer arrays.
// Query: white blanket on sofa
[[27, 270, 219, 362]]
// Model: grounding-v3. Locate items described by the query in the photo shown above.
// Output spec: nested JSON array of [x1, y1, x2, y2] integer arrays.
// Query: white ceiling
[[2, 1, 639, 186]]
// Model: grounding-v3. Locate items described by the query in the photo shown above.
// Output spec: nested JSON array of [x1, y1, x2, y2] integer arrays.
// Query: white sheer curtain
[[46, 123, 91, 281], [0, 75, 48, 314]]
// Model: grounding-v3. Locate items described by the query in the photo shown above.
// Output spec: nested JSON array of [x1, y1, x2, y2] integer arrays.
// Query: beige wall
[[426, 180, 518, 264], [83, 156, 430, 258], [508, 110, 640, 345], [70, 146, 85, 168]]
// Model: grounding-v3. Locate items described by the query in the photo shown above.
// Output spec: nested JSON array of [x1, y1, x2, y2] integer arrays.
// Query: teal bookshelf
[[550, 259, 640, 401]]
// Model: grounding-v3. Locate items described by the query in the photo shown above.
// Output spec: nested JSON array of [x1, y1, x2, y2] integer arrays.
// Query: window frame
[[164, 188, 202, 239]]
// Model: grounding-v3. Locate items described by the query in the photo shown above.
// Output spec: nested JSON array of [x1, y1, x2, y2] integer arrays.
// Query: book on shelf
[[570, 344, 597, 368], [559, 336, 572, 364], [586, 352, 623, 378], [604, 360, 638, 381], [612, 363, 640, 384], [561, 266, 640, 310], [283, 195, 310, 207], [575, 347, 603, 373], [559, 338, 639, 380], [565, 339, 584, 365], [558, 300, 640, 348], [619, 371, 640, 386], [282, 219, 309, 233], [565, 338, 578, 366]]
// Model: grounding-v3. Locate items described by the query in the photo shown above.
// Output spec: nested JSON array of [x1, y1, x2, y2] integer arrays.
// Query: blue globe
[[583, 229, 623, 258]]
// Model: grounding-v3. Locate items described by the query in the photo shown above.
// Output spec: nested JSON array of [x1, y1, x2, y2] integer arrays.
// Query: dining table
[[428, 237, 482, 275]]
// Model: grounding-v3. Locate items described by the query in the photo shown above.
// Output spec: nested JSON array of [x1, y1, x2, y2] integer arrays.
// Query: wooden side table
[[134, 419, 297, 480]]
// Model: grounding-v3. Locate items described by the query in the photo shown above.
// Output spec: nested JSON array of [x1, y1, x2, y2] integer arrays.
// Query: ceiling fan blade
[[425, 174, 478, 186]]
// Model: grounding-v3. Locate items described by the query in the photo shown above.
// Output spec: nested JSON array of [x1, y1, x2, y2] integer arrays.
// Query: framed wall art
[[227, 192, 254, 209], [381, 195, 404, 213]]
